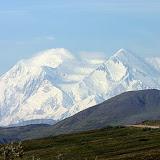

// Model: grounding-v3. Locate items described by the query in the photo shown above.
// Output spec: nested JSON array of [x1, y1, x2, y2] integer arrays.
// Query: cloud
[[0, 35, 56, 46], [36, 0, 160, 13], [71, 0, 160, 13], [76, 51, 108, 61], [1, 0, 160, 15], [44, 36, 55, 40], [35, 35, 55, 41]]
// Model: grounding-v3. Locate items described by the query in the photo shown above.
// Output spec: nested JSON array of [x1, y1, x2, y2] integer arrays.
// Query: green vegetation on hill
[[0, 124, 50, 144], [1, 126, 160, 160], [141, 120, 160, 126]]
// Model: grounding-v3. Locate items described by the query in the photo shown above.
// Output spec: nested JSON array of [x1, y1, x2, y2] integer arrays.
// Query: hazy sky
[[0, 0, 160, 76]]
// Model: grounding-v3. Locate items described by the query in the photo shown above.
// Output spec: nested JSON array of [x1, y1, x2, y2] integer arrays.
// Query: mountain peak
[[117, 48, 127, 53], [35, 48, 73, 58], [111, 48, 143, 66], [23, 48, 74, 68], [114, 48, 133, 58], [0, 48, 160, 126]]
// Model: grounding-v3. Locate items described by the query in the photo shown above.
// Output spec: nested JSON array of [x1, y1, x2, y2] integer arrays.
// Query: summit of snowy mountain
[[0, 48, 159, 126], [114, 48, 133, 57], [112, 49, 148, 70], [24, 48, 74, 68]]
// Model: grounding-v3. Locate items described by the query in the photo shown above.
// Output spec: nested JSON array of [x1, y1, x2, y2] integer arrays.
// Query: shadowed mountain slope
[[49, 89, 160, 134], [0, 89, 160, 144]]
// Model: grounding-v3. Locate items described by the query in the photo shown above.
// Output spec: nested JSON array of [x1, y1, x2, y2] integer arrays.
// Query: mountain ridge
[[0, 48, 160, 126]]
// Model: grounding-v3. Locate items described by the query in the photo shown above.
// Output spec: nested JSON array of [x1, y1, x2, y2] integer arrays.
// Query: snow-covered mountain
[[0, 48, 160, 126]]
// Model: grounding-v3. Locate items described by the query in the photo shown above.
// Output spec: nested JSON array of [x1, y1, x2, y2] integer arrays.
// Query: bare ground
[[126, 124, 160, 129]]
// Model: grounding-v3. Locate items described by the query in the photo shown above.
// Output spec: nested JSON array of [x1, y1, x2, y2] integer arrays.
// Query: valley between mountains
[[0, 48, 160, 126]]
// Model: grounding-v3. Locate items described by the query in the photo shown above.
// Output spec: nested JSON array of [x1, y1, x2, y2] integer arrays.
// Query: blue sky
[[0, 0, 160, 75]]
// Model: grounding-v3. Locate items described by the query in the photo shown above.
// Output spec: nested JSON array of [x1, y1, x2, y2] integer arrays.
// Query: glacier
[[0, 48, 159, 126]]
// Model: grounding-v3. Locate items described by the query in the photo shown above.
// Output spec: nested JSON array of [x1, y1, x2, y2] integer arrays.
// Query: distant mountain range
[[0, 48, 160, 126], [0, 89, 160, 144]]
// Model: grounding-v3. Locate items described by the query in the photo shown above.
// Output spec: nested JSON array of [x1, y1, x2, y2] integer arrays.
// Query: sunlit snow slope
[[0, 48, 159, 126]]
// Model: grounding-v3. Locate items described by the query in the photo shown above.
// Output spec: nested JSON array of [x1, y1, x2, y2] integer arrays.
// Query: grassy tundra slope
[[1, 126, 160, 160]]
